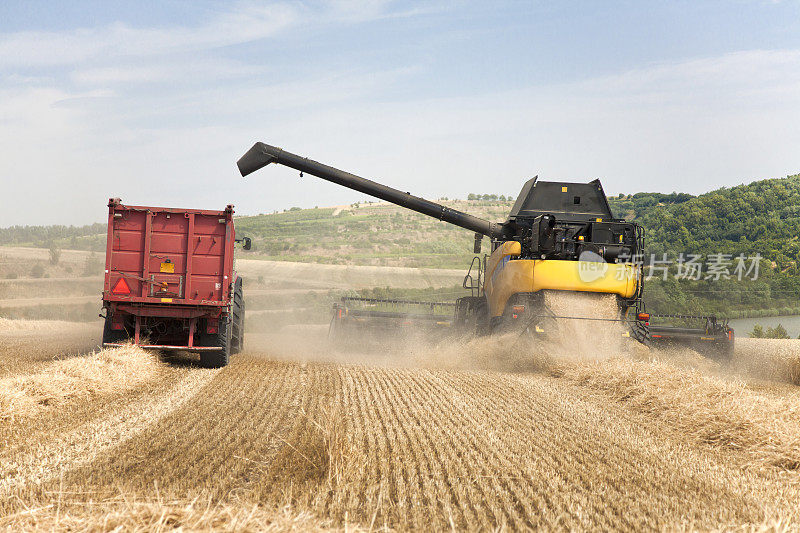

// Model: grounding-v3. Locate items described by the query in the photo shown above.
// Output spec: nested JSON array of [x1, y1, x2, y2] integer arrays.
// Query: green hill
[[235, 200, 511, 269], [2, 175, 798, 318], [608, 174, 800, 317], [611, 175, 800, 267]]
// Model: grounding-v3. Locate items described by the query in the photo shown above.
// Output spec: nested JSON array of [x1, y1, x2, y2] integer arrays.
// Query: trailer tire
[[102, 314, 129, 346], [198, 319, 231, 368], [231, 278, 245, 354]]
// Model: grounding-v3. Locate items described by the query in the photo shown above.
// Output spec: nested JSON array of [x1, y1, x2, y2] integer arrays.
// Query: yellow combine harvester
[[237, 142, 734, 358]]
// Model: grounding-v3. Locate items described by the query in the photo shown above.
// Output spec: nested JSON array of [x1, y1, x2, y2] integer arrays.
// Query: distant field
[[3, 184, 799, 320], [0, 246, 470, 324]]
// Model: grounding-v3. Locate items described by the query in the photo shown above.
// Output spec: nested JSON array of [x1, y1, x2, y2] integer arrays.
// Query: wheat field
[[2, 314, 800, 532]]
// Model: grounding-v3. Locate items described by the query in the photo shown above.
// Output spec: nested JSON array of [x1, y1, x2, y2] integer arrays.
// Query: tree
[[750, 324, 765, 338], [48, 242, 61, 265], [82, 252, 103, 276], [30, 263, 45, 279], [766, 324, 790, 339]]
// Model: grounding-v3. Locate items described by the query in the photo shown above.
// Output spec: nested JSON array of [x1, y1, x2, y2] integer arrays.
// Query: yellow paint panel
[[485, 257, 639, 317], [160, 262, 174, 273], [161, 298, 173, 303], [561, 186, 568, 192]]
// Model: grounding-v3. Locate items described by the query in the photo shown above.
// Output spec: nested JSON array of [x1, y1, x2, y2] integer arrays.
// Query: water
[[728, 315, 800, 338]]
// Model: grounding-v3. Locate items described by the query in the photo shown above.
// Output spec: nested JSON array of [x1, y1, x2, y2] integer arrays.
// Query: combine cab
[[237, 142, 734, 359]]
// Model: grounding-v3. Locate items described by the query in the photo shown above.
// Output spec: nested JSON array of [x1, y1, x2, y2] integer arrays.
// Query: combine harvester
[[237, 142, 733, 359]]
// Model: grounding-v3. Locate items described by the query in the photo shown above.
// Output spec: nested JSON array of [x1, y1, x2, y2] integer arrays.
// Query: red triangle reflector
[[112, 277, 131, 295]]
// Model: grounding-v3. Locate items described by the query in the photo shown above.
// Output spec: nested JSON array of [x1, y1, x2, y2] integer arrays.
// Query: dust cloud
[[245, 290, 800, 388], [246, 291, 637, 373]]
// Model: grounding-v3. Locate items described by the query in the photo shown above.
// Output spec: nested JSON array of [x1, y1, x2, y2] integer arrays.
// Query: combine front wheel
[[629, 319, 651, 347], [474, 299, 490, 336]]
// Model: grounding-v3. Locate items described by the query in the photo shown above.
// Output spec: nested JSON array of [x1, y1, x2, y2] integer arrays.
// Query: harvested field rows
[[2, 322, 800, 530]]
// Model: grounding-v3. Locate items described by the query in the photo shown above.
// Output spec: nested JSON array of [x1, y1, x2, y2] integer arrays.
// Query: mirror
[[243, 237, 252, 251], [473, 233, 482, 254]]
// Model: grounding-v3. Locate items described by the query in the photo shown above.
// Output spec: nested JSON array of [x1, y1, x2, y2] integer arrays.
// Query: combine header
[[329, 297, 455, 345], [237, 142, 734, 359], [648, 314, 734, 358]]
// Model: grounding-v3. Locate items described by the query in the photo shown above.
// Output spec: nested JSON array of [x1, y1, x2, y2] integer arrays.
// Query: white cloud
[[0, 2, 798, 228], [565, 49, 800, 107], [0, 3, 298, 68], [71, 59, 263, 86], [0, 1, 430, 70]]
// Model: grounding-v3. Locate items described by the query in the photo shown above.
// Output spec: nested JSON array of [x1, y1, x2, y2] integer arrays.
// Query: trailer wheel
[[231, 278, 245, 354], [198, 318, 231, 368], [102, 314, 129, 346]]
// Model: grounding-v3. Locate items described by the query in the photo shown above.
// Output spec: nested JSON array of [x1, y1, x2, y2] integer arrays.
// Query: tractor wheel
[[102, 313, 129, 346], [198, 318, 231, 368], [231, 278, 245, 354]]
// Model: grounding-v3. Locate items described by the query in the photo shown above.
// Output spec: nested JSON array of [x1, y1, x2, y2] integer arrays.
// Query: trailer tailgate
[[103, 199, 235, 307]]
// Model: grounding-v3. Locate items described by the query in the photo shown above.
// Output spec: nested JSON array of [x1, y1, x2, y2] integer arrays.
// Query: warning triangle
[[112, 277, 131, 295]]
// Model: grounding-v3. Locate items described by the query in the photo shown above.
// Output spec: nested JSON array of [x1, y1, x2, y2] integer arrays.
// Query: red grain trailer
[[101, 198, 250, 367]]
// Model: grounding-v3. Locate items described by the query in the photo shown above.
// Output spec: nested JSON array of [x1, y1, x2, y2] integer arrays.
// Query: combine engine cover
[[508, 178, 640, 264]]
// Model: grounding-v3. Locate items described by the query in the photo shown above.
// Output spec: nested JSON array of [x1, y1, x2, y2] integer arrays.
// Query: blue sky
[[1, 1, 799, 226]]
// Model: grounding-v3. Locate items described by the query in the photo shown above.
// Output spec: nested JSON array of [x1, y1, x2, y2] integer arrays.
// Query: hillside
[[608, 175, 800, 317], [235, 200, 511, 269], [4, 176, 799, 269], [2, 175, 799, 318], [611, 174, 800, 268]]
